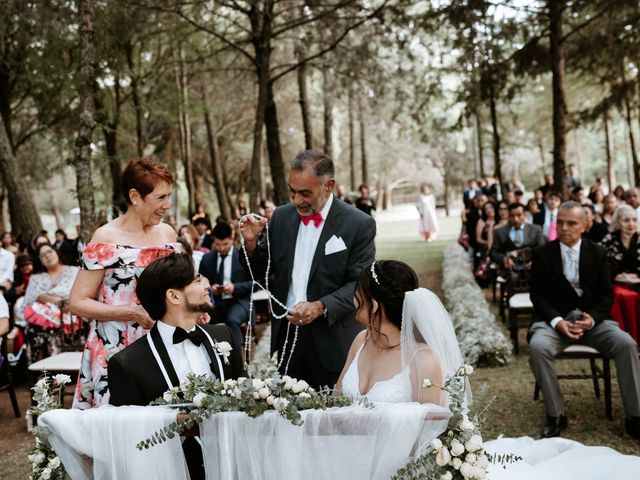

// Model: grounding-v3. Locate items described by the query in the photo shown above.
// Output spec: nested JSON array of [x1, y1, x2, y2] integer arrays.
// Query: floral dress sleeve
[[81, 244, 121, 270]]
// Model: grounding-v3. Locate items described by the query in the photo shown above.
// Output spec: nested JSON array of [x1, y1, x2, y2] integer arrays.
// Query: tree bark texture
[[475, 112, 485, 178], [549, 0, 568, 197], [358, 89, 368, 186], [623, 94, 639, 186], [296, 45, 314, 150], [603, 103, 616, 190], [73, 0, 98, 243], [488, 79, 502, 188], [0, 113, 42, 244], [264, 80, 289, 206], [125, 41, 145, 158], [348, 84, 356, 191], [202, 86, 232, 221], [323, 66, 334, 159]]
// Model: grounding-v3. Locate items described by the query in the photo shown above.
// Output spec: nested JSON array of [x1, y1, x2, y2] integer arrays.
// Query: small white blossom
[[450, 439, 465, 456], [476, 454, 489, 468], [297, 392, 311, 399], [471, 466, 487, 479], [258, 387, 270, 399], [215, 341, 232, 354], [460, 462, 474, 479], [452, 457, 462, 469], [223, 379, 237, 389], [284, 379, 296, 391], [292, 379, 309, 394], [48, 457, 60, 469], [273, 398, 289, 412], [163, 391, 174, 403], [266, 395, 275, 406], [430, 438, 443, 450], [435, 447, 451, 467], [234, 388, 242, 399], [33, 453, 45, 465], [465, 365, 474, 375], [422, 378, 433, 388], [441, 472, 453, 480], [252, 379, 265, 390], [41, 467, 52, 480], [464, 434, 483, 452], [253, 392, 260, 399], [53, 374, 71, 385], [282, 375, 292, 382], [465, 453, 477, 464], [192, 392, 207, 407], [460, 414, 475, 431], [27, 454, 36, 463]]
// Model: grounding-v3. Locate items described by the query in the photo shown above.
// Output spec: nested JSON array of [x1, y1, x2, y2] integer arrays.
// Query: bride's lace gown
[[341, 343, 413, 402]]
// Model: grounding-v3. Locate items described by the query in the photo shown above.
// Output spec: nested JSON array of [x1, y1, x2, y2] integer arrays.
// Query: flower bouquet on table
[[28, 374, 72, 480], [137, 372, 354, 450], [393, 365, 490, 480]]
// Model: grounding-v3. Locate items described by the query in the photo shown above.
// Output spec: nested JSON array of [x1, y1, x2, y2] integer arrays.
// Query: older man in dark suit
[[240, 150, 376, 389], [529, 201, 640, 440]]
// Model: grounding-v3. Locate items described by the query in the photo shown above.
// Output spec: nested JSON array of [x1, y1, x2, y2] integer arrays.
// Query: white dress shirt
[[156, 321, 214, 384], [550, 240, 591, 329], [286, 194, 334, 309], [216, 248, 234, 299], [0, 248, 15, 285]]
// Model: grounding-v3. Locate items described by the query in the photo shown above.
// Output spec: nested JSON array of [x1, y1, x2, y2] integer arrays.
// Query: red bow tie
[[300, 212, 323, 227]]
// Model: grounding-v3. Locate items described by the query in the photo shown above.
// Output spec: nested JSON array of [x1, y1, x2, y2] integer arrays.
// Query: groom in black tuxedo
[[108, 253, 245, 479], [240, 150, 376, 389]]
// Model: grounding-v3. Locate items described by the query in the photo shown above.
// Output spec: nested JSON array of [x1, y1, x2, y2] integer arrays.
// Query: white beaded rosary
[[237, 214, 299, 375]]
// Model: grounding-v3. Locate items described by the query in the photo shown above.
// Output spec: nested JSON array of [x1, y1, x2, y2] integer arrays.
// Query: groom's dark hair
[[355, 260, 419, 348], [136, 253, 195, 320]]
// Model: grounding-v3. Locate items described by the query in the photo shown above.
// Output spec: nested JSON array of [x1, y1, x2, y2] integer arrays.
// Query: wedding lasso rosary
[[237, 213, 299, 376]]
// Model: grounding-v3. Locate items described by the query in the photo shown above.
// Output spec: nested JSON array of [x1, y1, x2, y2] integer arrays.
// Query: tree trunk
[[475, 112, 485, 178], [348, 84, 356, 191], [323, 66, 334, 159], [73, 0, 98, 242], [264, 80, 289, 206], [376, 178, 384, 211], [444, 172, 450, 217], [358, 89, 368, 186], [202, 86, 232, 220], [249, 58, 269, 211], [260, 140, 267, 201], [488, 79, 502, 188], [173, 46, 196, 216], [124, 41, 145, 157], [548, 0, 568, 197], [603, 103, 616, 190], [0, 180, 5, 234], [538, 138, 546, 177], [296, 45, 314, 150], [623, 93, 639, 186]]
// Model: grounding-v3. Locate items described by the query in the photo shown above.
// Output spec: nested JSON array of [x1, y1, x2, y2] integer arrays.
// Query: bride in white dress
[[336, 259, 468, 406]]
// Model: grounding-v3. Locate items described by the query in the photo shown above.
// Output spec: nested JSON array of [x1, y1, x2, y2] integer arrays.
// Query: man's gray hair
[[290, 150, 335, 179], [559, 200, 586, 220]]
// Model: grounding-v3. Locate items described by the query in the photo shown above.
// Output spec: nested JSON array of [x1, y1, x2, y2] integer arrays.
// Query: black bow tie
[[172, 327, 204, 346]]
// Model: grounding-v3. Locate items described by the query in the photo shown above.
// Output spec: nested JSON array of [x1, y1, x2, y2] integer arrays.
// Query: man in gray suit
[[240, 150, 376, 389], [529, 201, 640, 440], [491, 202, 545, 276]]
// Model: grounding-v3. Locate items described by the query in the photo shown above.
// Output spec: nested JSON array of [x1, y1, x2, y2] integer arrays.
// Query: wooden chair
[[28, 351, 83, 408], [504, 258, 534, 354], [533, 344, 612, 420], [0, 334, 20, 417]]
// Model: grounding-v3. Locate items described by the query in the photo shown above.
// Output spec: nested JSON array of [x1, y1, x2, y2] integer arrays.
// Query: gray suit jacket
[[249, 198, 376, 372], [491, 223, 545, 266]]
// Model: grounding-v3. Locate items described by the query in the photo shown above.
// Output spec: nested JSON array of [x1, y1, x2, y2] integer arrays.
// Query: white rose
[[422, 378, 433, 388], [441, 472, 453, 480], [53, 374, 71, 385], [224, 379, 237, 389], [430, 438, 443, 450], [234, 388, 242, 399], [450, 439, 465, 456], [27, 454, 35, 463], [258, 387, 270, 399], [252, 379, 264, 390], [297, 392, 311, 399], [216, 341, 232, 353], [41, 467, 52, 480], [253, 392, 260, 399], [282, 375, 292, 382], [192, 392, 207, 407], [292, 379, 309, 394], [435, 447, 451, 467], [476, 454, 489, 468], [266, 395, 275, 406], [465, 365, 474, 375], [48, 457, 60, 469], [284, 379, 296, 391], [465, 434, 483, 452], [460, 462, 473, 479], [273, 398, 289, 412], [459, 414, 475, 431], [237, 377, 247, 383], [34, 453, 45, 465], [452, 457, 462, 469], [465, 453, 477, 464], [471, 466, 486, 479], [163, 391, 173, 403]]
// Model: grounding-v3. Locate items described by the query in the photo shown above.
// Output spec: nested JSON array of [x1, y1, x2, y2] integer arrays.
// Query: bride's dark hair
[[355, 260, 419, 348]]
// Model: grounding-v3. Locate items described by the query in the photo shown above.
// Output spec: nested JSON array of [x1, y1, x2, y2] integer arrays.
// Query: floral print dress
[[72, 243, 181, 409]]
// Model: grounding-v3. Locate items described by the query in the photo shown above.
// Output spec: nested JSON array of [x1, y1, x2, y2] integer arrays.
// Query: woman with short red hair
[[69, 158, 181, 409]]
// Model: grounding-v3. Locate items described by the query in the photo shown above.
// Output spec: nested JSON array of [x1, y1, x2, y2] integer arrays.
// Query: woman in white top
[[336, 260, 468, 406], [418, 185, 439, 241]]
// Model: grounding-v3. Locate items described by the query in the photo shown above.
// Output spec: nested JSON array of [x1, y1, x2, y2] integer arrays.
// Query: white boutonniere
[[214, 341, 233, 365]]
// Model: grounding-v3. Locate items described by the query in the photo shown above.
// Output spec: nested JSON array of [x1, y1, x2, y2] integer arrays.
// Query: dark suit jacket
[[532, 208, 545, 228], [491, 223, 545, 266], [530, 239, 613, 326], [248, 197, 376, 372], [199, 248, 253, 311], [200, 234, 213, 251], [108, 323, 245, 407]]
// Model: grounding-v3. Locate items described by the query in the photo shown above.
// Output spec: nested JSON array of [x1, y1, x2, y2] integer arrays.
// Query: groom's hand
[[287, 301, 324, 326]]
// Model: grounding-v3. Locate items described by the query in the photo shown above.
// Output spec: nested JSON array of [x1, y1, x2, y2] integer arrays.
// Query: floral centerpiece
[[137, 372, 354, 449], [28, 374, 71, 480], [392, 365, 490, 480]]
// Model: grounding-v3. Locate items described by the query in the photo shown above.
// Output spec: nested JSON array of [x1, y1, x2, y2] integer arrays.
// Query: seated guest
[[529, 201, 640, 440], [495, 200, 509, 229], [193, 217, 213, 250], [474, 201, 495, 271], [354, 184, 376, 216], [602, 194, 618, 228], [0, 242, 15, 294], [466, 194, 488, 256], [625, 188, 640, 224], [582, 204, 608, 243], [178, 224, 209, 269], [108, 253, 245, 479], [533, 191, 561, 241], [524, 198, 540, 225], [602, 205, 640, 342], [16, 244, 80, 361], [53, 229, 76, 266], [491, 203, 544, 278], [1, 232, 19, 255], [4, 254, 34, 308], [199, 222, 253, 347]]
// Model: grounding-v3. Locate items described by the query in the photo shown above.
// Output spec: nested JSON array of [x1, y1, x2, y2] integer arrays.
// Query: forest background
[[1, 0, 639, 244]]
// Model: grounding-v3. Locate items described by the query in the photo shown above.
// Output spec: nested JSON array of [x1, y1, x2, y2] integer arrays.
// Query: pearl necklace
[[238, 214, 298, 375]]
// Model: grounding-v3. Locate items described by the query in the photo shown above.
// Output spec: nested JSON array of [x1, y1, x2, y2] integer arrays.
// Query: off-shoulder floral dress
[[72, 243, 181, 409]]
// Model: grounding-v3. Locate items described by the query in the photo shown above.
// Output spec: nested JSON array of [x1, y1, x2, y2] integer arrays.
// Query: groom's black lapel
[[309, 200, 341, 281], [197, 325, 223, 380], [285, 208, 301, 285], [149, 324, 180, 388]]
